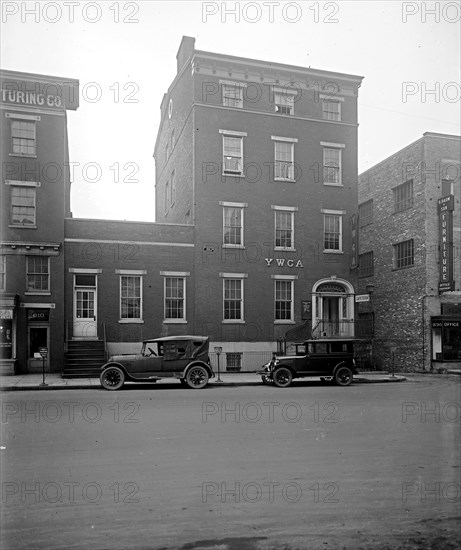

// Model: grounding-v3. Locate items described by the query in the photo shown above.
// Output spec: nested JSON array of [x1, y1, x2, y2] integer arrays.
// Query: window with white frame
[[11, 119, 36, 156], [26, 256, 49, 292], [323, 211, 344, 252], [274, 208, 295, 250], [0, 255, 5, 291], [222, 82, 244, 108], [120, 275, 142, 320], [223, 278, 244, 321], [393, 239, 414, 269], [274, 90, 295, 115], [222, 134, 244, 175], [275, 279, 294, 321], [322, 100, 341, 121], [393, 180, 414, 213], [164, 276, 186, 321], [323, 147, 342, 185], [274, 141, 294, 180], [11, 185, 36, 226], [222, 205, 244, 246]]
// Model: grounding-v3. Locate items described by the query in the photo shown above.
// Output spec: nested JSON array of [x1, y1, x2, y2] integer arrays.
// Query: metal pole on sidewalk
[[214, 347, 223, 383], [39, 347, 48, 387]]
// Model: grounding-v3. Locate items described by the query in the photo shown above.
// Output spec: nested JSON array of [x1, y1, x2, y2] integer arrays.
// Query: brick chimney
[[176, 36, 195, 73]]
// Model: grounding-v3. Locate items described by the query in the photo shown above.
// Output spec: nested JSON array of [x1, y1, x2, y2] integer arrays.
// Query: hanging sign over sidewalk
[[438, 195, 454, 294]]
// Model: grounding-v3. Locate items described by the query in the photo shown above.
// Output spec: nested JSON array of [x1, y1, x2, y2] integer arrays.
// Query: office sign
[[438, 195, 454, 294]]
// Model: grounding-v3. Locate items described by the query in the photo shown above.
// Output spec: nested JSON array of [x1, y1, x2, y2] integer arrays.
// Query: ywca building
[[1, 37, 367, 375]]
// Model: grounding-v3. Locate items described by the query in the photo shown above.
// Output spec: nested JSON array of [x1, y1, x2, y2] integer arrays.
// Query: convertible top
[[143, 335, 209, 344]]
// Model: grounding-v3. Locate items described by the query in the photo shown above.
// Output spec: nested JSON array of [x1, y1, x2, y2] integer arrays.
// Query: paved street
[[1, 376, 460, 550]]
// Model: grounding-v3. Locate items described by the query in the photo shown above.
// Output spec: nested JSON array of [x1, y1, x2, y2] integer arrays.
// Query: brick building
[[358, 132, 461, 372], [1, 37, 366, 375]]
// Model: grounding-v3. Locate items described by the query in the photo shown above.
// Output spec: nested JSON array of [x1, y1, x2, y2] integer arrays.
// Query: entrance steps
[[63, 340, 106, 378]]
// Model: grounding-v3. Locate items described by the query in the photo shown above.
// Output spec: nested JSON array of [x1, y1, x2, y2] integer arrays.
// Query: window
[[275, 279, 294, 321], [11, 120, 36, 156], [275, 210, 294, 250], [323, 100, 341, 121], [359, 251, 374, 278], [394, 180, 414, 213], [359, 200, 373, 227], [224, 279, 243, 321], [222, 82, 244, 108], [0, 256, 5, 291], [323, 148, 342, 185], [223, 206, 243, 246], [442, 179, 453, 197], [226, 353, 242, 371], [394, 239, 414, 269], [222, 135, 243, 175], [274, 141, 294, 180], [170, 171, 175, 206], [26, 256, 49, 292], [120, 276, 142, 320], [164, 276, 185, 320], [323, 212, 343, 252], [11, 185, 36, 226], [274, 91, 294, 115]]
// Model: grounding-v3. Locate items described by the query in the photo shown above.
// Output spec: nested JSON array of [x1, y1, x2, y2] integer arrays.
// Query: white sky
[[2, 1, 460, 222]]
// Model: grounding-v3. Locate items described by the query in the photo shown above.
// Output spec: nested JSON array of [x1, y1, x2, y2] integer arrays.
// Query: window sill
[[222, 173, 244, 178], [274, 178, 296, 183], [323, 250, 344, 254], [24, 292, 51, 296], [323, 182, 343, 187], [163, 319, 187, 324], [392, 265, 415, 271], [222, 244, 244, 249], [274, 247, 296, 252], [118, 319, 144, 324], [222, 320, 245, 324], [9, 153, 37, 159], [393, 206, 414, 215], [274, 320, 296, 325], [9, 225, 37, 229]]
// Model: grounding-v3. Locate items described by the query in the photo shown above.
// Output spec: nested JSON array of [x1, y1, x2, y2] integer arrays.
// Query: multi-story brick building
[[358, 132, 461, 372], [1, 37, 365, 375]]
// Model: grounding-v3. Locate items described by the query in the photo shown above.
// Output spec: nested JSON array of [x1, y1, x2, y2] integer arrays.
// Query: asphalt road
[[1, 376, 460, 550]]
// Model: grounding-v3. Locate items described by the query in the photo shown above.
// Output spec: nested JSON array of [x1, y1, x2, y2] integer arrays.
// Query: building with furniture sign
[[358, 132, 461, 371]]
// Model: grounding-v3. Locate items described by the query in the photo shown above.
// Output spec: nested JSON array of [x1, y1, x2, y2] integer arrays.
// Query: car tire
[[273, 367, 293, 388], [334, 365, 353, 386], [185, 365, 209, 389], [100, 366, 125, 391], [261, 374, 272, 385]]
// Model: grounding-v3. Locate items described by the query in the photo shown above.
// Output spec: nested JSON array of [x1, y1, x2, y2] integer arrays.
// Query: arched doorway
[[312, 278, 355, 338]]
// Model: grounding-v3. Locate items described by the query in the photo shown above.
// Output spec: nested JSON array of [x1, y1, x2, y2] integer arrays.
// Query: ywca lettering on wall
[[1, 88, 63, 108], [438, 195, 454, 294], [265, 258, 304, 268]]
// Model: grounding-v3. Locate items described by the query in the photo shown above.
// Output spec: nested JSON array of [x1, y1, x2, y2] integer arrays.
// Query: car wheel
[[273, 367, 293, 388], [100, 366, 125, 391], [185, 365, 209, 389], [334, 366, 353, 386], [261, 374, 273, 385]]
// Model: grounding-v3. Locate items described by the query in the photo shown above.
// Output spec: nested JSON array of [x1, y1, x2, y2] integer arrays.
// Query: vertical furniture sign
[[438, 195, 454, 294]]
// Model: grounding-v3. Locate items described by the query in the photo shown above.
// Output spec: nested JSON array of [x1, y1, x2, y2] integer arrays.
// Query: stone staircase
[[63, 340, 107, 377]]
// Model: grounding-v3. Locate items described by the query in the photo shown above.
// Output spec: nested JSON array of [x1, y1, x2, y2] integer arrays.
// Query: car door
[[162, 340, 190, 372], [130, 343, 164, 379], [307, 342, 331, 375]]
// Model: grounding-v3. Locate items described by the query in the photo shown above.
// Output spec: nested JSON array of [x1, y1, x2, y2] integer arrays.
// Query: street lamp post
[[214, 346, 223, 383]]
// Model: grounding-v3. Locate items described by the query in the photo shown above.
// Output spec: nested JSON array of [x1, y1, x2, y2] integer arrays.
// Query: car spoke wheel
[[334, 366, 353, 386], [185, 365, 209, 389], [100, 366, 125, 391], [261, 374, 273, 385], [273, 367, 292, 388]]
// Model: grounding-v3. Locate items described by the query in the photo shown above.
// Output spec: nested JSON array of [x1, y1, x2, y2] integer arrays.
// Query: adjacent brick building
[[358, 132, 461, 371]]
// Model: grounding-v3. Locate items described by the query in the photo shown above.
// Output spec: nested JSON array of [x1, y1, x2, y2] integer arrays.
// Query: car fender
[[100, 362, 128, 376], [182, 361, 214, 379]]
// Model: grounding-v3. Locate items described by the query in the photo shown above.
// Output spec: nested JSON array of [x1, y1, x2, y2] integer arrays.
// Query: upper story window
[[274, 89, 295, 115], [220, 130, 246, 176], [359, 251, 374, 278], [221, 81, 245, 108], [322, 100, 341, 121], [120, 274, 143, 321], [322, 209, 344, 253], [12, 120, 36, 156], [222, 276, 245, 322], [274, 278, 294, 322], [322, 143, 344, 186], [394, 179, 414, 213], [26, 256, 49, 293], [223, 205, 243, 247], [8, 180, 40, 227], [393, 239, 414, 269], [359, 199, 373, 227], [273, 205, 297, 250], [162, 273, 188, 322], [272, 136, 297, 181]]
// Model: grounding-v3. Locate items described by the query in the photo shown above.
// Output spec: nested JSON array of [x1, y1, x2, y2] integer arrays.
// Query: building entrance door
[[28, 325, 49, 372], [73, 274, 98, 338]]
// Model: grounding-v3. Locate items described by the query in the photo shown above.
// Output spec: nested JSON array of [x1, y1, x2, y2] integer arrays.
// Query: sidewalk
[[0, 371, 408, 391]]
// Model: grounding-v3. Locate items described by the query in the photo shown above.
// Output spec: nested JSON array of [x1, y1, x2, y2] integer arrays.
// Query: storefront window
[[431, 318, 461, 362], [0, 319, 13, 359]]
